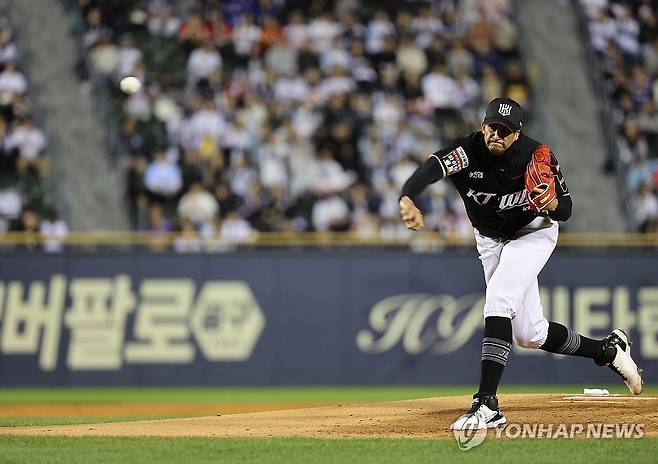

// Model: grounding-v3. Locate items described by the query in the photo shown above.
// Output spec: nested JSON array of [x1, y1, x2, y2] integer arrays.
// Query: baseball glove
[[525, 144, 557, 212]]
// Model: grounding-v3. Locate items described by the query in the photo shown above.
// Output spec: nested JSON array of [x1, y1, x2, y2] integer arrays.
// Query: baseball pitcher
[[399, 97, 644, 431]]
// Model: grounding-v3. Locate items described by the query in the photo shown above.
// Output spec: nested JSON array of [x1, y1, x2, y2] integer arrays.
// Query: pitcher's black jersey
[[429, 131, 570, 240]]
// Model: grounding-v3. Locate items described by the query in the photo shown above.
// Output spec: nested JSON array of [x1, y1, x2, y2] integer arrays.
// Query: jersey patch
[[441, 146, 469, 175]]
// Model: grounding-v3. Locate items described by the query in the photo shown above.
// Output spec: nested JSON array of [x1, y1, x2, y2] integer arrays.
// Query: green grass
[[0, 384, 652, 404], [0, 436, 655, 464], [0, 416, 182, 427]]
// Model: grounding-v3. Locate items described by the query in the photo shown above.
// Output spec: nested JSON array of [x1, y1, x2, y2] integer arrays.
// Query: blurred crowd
[[582, 0, 658, 232], [72, 0, 532, 246], [0, 14, 69, 250]]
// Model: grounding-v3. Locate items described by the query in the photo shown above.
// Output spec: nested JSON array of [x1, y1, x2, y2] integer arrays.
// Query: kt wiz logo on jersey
[[467, 189, 528, 211]]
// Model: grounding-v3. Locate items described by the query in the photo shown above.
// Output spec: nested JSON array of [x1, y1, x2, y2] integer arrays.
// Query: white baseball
[[120, 76, 142, 94]]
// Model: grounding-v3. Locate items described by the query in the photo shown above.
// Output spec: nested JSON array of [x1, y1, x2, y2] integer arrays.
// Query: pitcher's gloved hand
[[526, 144, 557, 212]]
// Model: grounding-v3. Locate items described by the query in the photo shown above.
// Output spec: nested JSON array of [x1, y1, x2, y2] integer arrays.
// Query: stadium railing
[[1, 231, 657, 249]]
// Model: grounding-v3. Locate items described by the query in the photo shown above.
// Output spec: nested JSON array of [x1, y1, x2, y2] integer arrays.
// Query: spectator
[[144, 151, 182, 199], [174, 217, 203, 252], [187, 40, 222, 86], [312, 193, 350, 231], [177, 181, 219, 229], [264, 35, 297, 75], [366, 10, 394, 55], [10, 208, 40, 249], [320, 37, 352, 72], [590, 9, 617, 52], [318, 66, 356, 98], [396, 34, 428, 76], [115, 35, 142, 79], [147, 2, 181, 38], [184, 99, 226, 152], [260, 15, 283, 50], [39, 209, 69, 253], [0, 116, 15, 174], [410, 5, 444, 48], [283, 11, 307, 49], [83, 7, 110, 49], [257, 135, 288, 189], [220, 210, 254, 242], [0, 185, 21, 221], [214, 181, 240, 214], [314, 148, 355, 194], [228, 152, 258, 198], [273, 70, 309, 102], [447, 38, 474, 76], [422, 61, 460, 132], [615, 5, 641, 57], [178, 10, 212, 53], [11, 207, 38, 231], [89, 33, 118, 76], [232, 14, 262, 59], [373, 92, 404, 135], [632, 183, 658, 232], [119, 117, 147, 157], [0, 61, 27, 96], [146, 202, 172, 233], [208, 11, 232, 47], [618, 120, 649, 165], [308, 11, 340, 52], [6, 115, 48, 178], [0, 27, 17, 64], [453, 70, 481, 111]]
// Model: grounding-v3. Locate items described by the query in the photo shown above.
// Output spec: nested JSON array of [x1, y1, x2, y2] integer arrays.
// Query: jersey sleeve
[[400, 137, 471, 202], [428, 137, 471, 177]]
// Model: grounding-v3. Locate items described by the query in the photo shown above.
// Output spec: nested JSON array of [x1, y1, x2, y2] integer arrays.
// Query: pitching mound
[[1, 394, 656, 439]]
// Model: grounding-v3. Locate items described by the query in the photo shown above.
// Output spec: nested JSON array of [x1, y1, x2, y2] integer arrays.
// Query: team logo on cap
[[498, 103, 512, 116]]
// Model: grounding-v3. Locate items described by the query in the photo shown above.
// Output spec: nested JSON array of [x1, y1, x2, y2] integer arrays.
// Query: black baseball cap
[[483, 97, 523, 132]]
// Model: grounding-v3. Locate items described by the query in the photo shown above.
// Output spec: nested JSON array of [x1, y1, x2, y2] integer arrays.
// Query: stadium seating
[[581, 0, 658, 232], [0, 13, 65, 247], [71, 0, 532, 242]]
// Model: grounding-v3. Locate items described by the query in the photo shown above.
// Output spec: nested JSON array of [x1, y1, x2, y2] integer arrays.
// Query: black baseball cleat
[[450, 393, 507, 430], [597, 329, 644, 395]]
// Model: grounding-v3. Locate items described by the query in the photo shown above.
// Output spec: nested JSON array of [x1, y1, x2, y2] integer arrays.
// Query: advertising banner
[[0, 251, 656, 385]]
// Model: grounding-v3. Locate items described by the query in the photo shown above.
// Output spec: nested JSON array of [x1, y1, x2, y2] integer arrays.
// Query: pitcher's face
[[482, 123, 520, 155]]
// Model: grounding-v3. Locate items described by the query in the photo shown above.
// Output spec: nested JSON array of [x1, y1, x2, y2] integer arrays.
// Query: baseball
[[119, 76, 141, 94]]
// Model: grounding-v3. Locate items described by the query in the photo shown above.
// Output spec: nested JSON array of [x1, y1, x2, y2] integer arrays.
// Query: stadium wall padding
[[0, 250, 656, 385]]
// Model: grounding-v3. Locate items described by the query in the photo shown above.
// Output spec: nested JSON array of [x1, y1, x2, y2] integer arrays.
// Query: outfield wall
[[0, 250, 656, 385]]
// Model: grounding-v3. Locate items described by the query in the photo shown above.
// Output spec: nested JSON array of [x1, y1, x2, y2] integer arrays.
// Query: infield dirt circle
[[1, 394, 657, 439]]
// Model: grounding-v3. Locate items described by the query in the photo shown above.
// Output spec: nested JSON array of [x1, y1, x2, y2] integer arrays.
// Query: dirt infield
[[1, 394, 657, 439]]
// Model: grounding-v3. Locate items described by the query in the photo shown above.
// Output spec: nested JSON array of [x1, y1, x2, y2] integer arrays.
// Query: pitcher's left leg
[[512, 275, 644, 395], [539, 321, 644, 394]]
